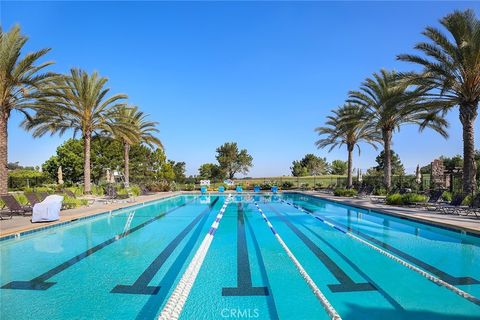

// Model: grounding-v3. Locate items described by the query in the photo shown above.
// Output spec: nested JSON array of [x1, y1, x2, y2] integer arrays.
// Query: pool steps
[[253, 202, 342, 320], [159, 194, 233, 320], [281, 200, 480, 307]]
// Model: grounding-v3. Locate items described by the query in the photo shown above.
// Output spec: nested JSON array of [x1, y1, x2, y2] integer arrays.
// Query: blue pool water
[[1, 193, 479, 319]]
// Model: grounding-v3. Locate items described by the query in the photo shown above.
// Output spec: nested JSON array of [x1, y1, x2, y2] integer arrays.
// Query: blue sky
[[3, 1, 479, 177]]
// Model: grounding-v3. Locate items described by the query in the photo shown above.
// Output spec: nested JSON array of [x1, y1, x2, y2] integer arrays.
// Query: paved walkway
[[0, 192, 181, 237], [295, 191, 480, 235]]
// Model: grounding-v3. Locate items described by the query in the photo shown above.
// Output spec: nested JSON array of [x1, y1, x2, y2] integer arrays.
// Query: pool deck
[[0, 191, 181, 238], [293, 191, 480, 236]]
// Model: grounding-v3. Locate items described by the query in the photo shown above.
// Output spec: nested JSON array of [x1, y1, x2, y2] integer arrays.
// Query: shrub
[[462, 194, 473, 206], [91, 185, 105, 196], [128, 185, 141, 197], [282, 181, 294, 190], [373, 188, 387, 196], [300, 183, 311, 190], [146, 181, 172, 192], [386, 193, 427, 205], [260, 183, 272, 190], [441, 191, 453, 202], [333, 188, 358, 197], [63, 196, 88, 209], [183, 184, 195, 191], [15, 193, 29, 206]]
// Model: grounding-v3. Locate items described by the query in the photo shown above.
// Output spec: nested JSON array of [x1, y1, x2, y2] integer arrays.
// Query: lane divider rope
[[254, 202, 342, 320], [159, 194, 233, 320], [281, 200, 480, 306]]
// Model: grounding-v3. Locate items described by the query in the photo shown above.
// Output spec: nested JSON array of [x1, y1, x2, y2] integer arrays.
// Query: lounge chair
[[200, 186, 207, 194], [236, 186, 243, 193], [32, 195, 64, 222], [25, 192, 42, 206], [459, 193, 480, 218], [0, 194, 32, 216], [218, 186, 225, 193], [416, 189, 444, 209], [271, 186, 278, 193], [436, 194, 467, 215], [38, 192, 49, 201], [63, 189, 77, 198], [254, 186, 260, 193], [356, 185, 373, 199]]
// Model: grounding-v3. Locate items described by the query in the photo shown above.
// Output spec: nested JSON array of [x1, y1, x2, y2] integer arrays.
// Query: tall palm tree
[[24, 68, 128, 193], [315, 104, 381, 188], [0, 25, 55, 194], [398, 9, 480, 194], [349, 69, 449, 191], [109, 105, 162, 186]]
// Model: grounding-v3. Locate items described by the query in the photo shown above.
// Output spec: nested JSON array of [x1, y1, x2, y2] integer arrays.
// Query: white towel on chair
[[32, 195, 64, 223]]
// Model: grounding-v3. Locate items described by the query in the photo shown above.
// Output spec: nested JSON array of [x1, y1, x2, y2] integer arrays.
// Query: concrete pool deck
[[0, 191, 181, 238], [293, 191, 480, 236], [1, 190, 479, 238]]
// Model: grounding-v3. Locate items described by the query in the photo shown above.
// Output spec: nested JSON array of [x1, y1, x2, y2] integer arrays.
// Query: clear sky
[[2, 1, 479, 177]]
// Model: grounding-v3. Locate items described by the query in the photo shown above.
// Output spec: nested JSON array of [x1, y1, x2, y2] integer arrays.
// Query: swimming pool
[[1, 193, 479, 319]]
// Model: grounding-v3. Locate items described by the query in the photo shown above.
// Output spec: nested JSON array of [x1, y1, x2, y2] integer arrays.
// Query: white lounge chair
[[32, 195, 64, 223]]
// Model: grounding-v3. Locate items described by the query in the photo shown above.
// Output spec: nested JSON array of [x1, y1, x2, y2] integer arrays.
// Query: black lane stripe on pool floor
[[112, 197, 220, 295], [135, 198, 221, 319], [244, 212, 280, 320], [222, 202, 269, 296], [293, 201, 480, 286], [1, 198, 196, 291], [265, 203, 376, 293]]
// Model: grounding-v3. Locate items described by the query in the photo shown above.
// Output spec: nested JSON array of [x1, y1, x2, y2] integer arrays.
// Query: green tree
[[330, 160, 348, 175], [398, 9, 480, 193], [0, 25, 56, 194], [291, 154, 330, 176], [169, 160, 186, 183], [198, 163, 223, 181], [24, 69, 129, 193], [315, 104, 381, 187], [215, 142, 253, 179], [109, 105, 162, 186], [374, 150, 405, 176], [159, 162, 176, 182], [349, 69, 448, 191], [291, 160, 309, 177], [42, 138, 167, 185]]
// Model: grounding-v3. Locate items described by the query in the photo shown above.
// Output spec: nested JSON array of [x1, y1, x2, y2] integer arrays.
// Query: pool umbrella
[[57, 166, 64, 185], [415, 165, 422, 184], [357, 169, 363, 182]]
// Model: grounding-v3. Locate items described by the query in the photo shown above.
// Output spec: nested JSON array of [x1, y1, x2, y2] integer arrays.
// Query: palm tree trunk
[[460, 103, 478, 194], [0, 109, 9, 194], [124, 142, 130, 186], [347, 144, 354, 189], [83, 132, 92, 194], [382, 129, 392, 192]]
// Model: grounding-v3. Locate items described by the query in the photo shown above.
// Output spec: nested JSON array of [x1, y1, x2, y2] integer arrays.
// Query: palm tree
[[0, 25, 55, 194], [398, 9, 480, 194], [23, 68, 128, 193], [315, 104, 381, 188], [109, 105, 162, 186], [349, 69, 449, 191]]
